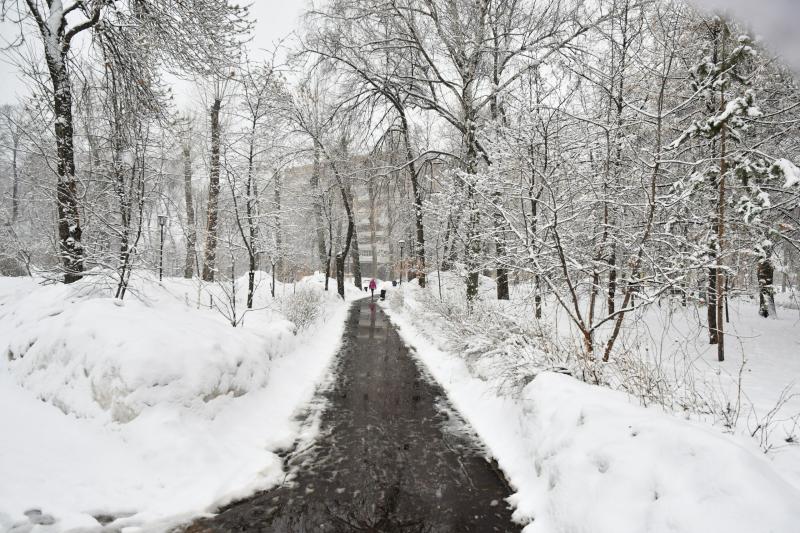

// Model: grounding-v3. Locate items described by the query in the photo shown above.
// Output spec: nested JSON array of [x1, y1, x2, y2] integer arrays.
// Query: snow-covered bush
[[392, 281, 757, 428], [281, 286, 326, 331], [0, 277, 295, 423], [392, 282, 570, 392]]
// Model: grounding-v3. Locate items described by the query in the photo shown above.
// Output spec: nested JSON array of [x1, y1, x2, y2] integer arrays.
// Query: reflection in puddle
[[186, 300, 518, 533]]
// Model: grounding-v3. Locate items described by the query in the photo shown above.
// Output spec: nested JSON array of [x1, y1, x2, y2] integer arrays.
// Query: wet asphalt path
[[185, 298, 517, 533]]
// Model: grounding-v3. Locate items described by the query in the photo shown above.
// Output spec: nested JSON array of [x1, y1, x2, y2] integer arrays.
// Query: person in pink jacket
[[368, 278, 377, 300]]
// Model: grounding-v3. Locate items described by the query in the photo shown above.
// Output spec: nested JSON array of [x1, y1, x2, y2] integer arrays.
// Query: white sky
[[693, 0, 800, 70], [0, 1, 306, 106]]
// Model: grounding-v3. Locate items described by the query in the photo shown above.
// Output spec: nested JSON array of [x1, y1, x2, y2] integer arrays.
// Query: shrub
[[281, 286, 325, 331]]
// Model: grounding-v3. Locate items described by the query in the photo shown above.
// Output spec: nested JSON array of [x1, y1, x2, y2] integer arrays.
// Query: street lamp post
[[398, 239, 405, 285], [158, 215, 167, 282]]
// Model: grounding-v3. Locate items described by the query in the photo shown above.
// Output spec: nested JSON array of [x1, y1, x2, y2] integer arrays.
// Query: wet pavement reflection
[[186, 299, 518, 532]]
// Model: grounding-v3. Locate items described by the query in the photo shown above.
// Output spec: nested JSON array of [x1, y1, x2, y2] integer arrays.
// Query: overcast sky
[[693, 0, 800, 70], [0, 1, 306, 106]]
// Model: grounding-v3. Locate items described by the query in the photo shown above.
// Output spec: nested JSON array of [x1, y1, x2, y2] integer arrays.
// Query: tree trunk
[[47, 57, 84, 283], [588, 268, 600, 327], [183, 142, 196, 278], [464, 120, 481, 301], [271, 260, 276, 297], [274, 171, 284, 281], [324, 213, 333, 291], [202, 97, 222, 282], [351, 224, 362, 288], [530, 182, 542, 319], [116, 155, 146, 300], [244, 119, 259, 309], [607, 248, 617, 314], [399, 110, 426, 288], [604, 1, 630, 316], [112, 92, 133, 297], [489, 23, 509, 301], [758, 255, 776, 318], [335, 183, 355, 298], [495, 221, 509, 300], [714, 22, 727, 362], [441, 213, 459, 271], [11, 133, 19, 223], [534, 274, 542, 319], [346, 183, 362, 288], [716, 145, 726, 360], [336, 253, 345, 299], [368, 176, 378, 278], [247, 259, 256, 309], [311, 144, 328, 271], [707, 265, 719, 343]]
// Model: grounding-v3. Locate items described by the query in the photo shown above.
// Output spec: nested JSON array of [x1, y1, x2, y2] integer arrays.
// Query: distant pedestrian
[[369, 278, 377, 300]]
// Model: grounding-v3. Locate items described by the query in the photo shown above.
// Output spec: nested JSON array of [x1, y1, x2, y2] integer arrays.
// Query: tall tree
[[0, 106, 23, 224], [202, 80, 227, 282], [180, 117, 197, 279]]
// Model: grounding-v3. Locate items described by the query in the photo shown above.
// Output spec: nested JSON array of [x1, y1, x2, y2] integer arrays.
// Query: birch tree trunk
[[244, 121, 259, 309]]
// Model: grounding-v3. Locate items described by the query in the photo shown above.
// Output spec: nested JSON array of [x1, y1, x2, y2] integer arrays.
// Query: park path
[[187, 298, 517, 533]]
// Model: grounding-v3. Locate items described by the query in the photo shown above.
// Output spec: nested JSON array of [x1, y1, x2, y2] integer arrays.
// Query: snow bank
[[0, 274, 351, 531], [1, 283, 290, 423], [384, 289, 800, 533], [520, 373, 800, 533]]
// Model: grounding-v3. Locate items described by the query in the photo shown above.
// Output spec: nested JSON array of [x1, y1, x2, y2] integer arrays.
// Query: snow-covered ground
[[537, 284, 800, 483], [384, 274, 800, 533], [0, 272, 363, 532], [3, 267, 797, 533]]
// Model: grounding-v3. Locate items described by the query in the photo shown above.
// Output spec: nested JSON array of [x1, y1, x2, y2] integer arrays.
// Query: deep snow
[[0, 273, 362, 532], [2, 267, 798, 533]]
